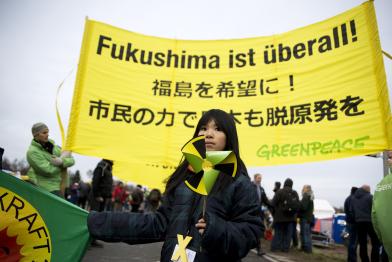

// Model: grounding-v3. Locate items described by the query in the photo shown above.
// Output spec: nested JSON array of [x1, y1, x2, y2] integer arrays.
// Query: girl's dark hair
[[164, 109, 247, 195]]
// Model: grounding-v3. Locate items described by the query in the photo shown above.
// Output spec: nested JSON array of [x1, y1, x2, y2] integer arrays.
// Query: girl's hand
[[195, 218, 206, 235]]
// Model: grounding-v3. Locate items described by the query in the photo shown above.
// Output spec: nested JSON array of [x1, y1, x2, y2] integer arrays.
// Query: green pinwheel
[[181, 136, 237, 195]]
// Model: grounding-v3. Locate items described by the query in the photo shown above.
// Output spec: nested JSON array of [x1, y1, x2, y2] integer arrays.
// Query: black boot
[[90, 239, 104, 248], [257, 247, 266, 256]]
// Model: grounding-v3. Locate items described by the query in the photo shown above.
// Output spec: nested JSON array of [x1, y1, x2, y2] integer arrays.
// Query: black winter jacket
[[87, 173, 262, 262], [298, 193, 314, 222], [91, 160, 113, 198], [271, 186, 300, 223], [351, 188, 373, 222], [344, 194, 355, 223], [253, 183, 271, 210]]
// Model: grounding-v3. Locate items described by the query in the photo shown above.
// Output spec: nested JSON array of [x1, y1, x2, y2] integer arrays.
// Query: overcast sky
[[1, 0, 391, 207]]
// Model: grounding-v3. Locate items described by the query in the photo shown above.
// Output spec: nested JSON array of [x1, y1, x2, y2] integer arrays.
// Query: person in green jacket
[[26, 122, 75, 196], [372, 152, 392, 260]]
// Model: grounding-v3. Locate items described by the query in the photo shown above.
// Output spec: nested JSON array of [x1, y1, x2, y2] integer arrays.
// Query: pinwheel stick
[[202, 195, 207, 218]]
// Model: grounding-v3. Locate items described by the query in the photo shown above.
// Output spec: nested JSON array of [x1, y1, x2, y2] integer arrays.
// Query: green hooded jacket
[[26, 139, 74, 192], [371, 174, 392, 257]]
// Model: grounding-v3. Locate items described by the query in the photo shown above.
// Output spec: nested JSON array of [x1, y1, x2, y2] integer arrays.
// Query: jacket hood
[[354, 188, 369, 199], [283, 178, 293, 188], [350, 186, 358, 195]]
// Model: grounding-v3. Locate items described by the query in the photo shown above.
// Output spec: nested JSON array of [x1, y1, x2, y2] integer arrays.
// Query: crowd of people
[[252, 173, 315, 256], [1, 115, 391, 261], [65, 166, 161, 219], [65, 175, 160, 214]]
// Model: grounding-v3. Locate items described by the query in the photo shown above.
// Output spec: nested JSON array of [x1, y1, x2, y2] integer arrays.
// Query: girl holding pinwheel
[[87, 109, 263, 262]]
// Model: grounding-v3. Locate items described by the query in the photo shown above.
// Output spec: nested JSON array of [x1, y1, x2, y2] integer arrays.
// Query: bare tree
[[2, 157, 29, 175]]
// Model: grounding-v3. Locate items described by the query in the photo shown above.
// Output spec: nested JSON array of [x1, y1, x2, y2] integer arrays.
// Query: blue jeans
[[346, 223, 357, 262], [300, 219, 312, 253], [271, 222, 293, 252]]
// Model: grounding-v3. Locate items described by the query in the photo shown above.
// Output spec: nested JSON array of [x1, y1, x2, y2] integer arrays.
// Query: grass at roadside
[[261, 239, 346, 261], [312, 245, 346, 261]]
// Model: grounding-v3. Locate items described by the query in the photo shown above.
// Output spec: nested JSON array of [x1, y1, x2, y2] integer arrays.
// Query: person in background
[[90, 159, 114, 212], [130, 184, 144, 212], [270, 178, 300, 252], [344, 186, 358, 262], [273, 181, 281, 195], [89, 159, 113, 248], [78, 180, 91, 210], [143, 188, 162, 213], [112, 181, 126, 212], [252, 173, 270, 256], [270, 181, 281, 216], [298, 184, 314, 253], [26, 122, 74, 196], [87, 109, 262, 261], [68, 182, 79, 205], [351, 185, 380, 262]]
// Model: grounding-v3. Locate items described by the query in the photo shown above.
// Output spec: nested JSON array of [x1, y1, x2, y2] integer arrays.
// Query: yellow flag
[[66, 2, 391, 187]]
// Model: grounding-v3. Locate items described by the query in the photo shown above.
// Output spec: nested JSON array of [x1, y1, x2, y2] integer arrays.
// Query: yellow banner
[[66, 2, 391, 188]]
